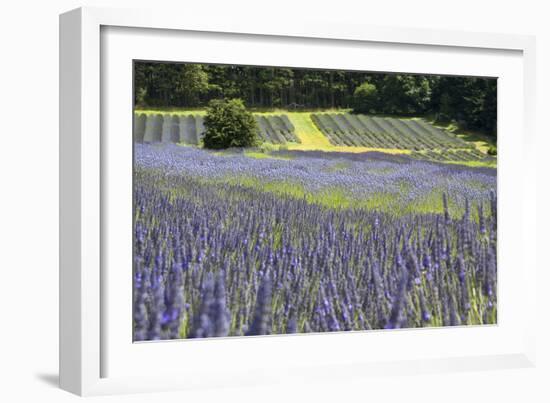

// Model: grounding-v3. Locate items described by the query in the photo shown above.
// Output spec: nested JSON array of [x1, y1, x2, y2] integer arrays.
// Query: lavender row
[[135, 144, 496, 214], [133, 170, 496, 340], [133, 145, 497, 340]]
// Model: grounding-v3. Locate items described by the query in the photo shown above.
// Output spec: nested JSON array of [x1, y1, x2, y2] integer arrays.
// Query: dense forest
[[134, 62, 497, 136]]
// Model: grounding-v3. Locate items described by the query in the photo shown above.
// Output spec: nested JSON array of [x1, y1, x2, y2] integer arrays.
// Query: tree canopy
[[352, 81, 378, 114], [202, 99, 259, 149], [134, 62, 497, 137]]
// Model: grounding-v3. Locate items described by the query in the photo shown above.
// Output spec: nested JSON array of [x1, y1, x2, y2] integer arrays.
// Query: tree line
[[134, 62, 497, 136]]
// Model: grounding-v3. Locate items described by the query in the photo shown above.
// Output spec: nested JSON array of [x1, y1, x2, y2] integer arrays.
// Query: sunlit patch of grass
[[206, 175, 401, 212], [396, 188, 447, 217], [361, 192, 399, 211], [244, 151, 292, 160], [400, 188, 478, 219], [441, 159, 497, 169], [222, 176, 337, 207], [284, 112, 333, 149], [136, 108, 207, 116], [287, 143, 412, 154]]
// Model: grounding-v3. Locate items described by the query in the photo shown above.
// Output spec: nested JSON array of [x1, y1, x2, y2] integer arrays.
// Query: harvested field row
[[311, 113, 469, 150], [134, 113, 299, 145]]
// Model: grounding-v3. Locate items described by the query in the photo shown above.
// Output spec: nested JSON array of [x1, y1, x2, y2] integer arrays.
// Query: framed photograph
[[60, 7, 537, 396]]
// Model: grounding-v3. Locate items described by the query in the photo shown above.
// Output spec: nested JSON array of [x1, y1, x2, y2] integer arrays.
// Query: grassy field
[[134, 109, 496, 167]]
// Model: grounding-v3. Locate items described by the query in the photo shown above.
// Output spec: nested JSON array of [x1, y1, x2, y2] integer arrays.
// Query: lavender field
[[133, 144, 497, 341]]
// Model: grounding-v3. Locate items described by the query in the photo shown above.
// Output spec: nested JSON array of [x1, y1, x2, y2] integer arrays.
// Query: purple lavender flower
[[133, 144, 497, 339], [246, 275, 272, 336]]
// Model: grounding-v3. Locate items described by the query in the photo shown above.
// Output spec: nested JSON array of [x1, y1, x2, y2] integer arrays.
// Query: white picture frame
[[59, 6, 537, 396]]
